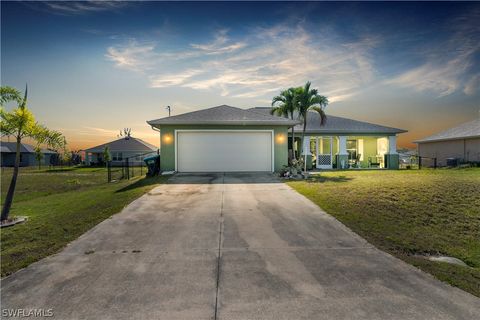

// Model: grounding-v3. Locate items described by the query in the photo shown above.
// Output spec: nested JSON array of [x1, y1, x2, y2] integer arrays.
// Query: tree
[[271, 88, 298, 160], [103, 146, 111, 166], [294, 82, 329, 173], [0, 85, 66, 221], [34, 146, 44, 170], [118, 128, 131, 139]]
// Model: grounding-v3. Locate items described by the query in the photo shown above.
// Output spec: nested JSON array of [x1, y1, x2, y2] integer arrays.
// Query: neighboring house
[[147, 105, 406, 173], [0, 142, 57, 167], [415, 118, 480, 166], [85, 136, 158, 166]]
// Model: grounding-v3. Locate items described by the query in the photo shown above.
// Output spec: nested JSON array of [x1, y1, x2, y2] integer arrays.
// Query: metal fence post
[[434, 158, 437, 169], [107, 161, 111, 182], [418, 156, 422, 169], [126, 158, 130, 179]]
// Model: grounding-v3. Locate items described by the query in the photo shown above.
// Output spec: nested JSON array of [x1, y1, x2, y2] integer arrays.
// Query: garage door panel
[[177, 131, 272, 172]]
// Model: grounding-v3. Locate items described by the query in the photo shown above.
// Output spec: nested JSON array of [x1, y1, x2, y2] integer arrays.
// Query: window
[[112, 152, 123, 161]]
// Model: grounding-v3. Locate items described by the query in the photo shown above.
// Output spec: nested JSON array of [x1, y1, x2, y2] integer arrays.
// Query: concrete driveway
[[1, 173, 479, 319]]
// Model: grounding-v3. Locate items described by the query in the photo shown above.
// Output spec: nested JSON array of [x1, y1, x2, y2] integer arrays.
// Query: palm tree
[[295, 82, 329, 173], [1, 85, 66, 221], [271, 88, 298, 160]]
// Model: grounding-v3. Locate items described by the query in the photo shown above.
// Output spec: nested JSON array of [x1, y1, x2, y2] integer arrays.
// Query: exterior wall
[[87, 151, 156, 166], [158, 125, 289, 172], [418, 138, 480, 166], [1, 153, 55, 167]]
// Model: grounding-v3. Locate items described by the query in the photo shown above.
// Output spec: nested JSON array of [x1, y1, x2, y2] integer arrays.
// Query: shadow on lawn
[[308, 175, 353, 183], [115, 176, 166, 193]]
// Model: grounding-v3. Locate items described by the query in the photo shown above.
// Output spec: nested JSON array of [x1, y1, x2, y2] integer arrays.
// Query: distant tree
[[294, 82, 329, 173], [271, 88, 298, 160], [103, 146, 111, 166], [70, 151, 82, 165], [0, 85, 66, 221], [118, 128, 132, 139], [34, 146, 44, 170]]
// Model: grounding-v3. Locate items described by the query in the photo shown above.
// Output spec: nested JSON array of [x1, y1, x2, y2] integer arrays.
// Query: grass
[[287, 168, 480, 297], [1, 166, 168, 277]]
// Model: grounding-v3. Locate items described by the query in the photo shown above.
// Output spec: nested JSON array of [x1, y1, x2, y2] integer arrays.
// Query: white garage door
[[176, 131, 273, 172]]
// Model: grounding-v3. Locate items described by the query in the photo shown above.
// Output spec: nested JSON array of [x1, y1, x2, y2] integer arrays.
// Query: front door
[[316, 137, 332, 169]]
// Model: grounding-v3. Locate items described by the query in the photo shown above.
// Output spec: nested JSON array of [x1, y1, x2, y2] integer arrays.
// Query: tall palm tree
[[271, 88, 298, 160], [295, 82, 329, 173], [1, 85, 65, 221]]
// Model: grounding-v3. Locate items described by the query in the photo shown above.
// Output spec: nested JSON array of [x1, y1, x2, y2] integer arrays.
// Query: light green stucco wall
[[157, 125, 289, 172]]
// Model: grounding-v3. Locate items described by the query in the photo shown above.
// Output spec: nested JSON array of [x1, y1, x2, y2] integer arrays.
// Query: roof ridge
[[147, 105, 299, 126]]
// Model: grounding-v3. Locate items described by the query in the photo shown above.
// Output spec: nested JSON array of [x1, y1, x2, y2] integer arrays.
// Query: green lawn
[[1, 167, 168, 277], [287, 168, 480, 297]]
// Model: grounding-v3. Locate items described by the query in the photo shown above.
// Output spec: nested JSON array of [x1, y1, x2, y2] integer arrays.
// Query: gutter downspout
[[150, 125, 161, 154]]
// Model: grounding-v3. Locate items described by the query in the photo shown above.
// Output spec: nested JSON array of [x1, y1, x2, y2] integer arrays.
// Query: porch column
[[302, 136, 313, 170], [386, 135, 399, 169], [388, 135, 397, 154], [337, 135, 348, 169], [302, 136, 311, 155]]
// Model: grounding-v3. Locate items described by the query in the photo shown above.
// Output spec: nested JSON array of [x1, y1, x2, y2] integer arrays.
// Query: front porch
[[290, 135, 399, 170]]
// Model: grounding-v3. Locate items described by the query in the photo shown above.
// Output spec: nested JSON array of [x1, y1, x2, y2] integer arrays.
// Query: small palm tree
[[271, 88, 298, 160], [295, 82, 329, 173], [1, 85, 66, 221], [34, 146, 44, 170]]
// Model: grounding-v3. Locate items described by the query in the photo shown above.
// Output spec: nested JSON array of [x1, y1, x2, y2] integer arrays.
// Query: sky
[[1, 1, 479, 150]]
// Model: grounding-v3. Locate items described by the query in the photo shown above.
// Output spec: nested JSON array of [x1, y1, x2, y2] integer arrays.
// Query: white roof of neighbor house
[[415, 118, 480, 143], [147, 105, 300, 126], [0, 142, 57, 154], [250, 107, 406, 134], [85, 137, 158, 153]]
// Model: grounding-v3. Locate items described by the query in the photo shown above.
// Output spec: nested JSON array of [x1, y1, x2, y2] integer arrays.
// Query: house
[[85, 136, 158, 166], [415, 118, 480, 166], [0, 142, 57, 167], [147, 105, 406, 172]]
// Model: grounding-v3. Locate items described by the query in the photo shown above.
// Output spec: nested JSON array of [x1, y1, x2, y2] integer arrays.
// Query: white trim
[[174, 129, 275, 172]]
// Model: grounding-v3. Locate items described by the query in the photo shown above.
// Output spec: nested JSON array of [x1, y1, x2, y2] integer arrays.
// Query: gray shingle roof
[[0, 142, 56, 154], [85, 137, 158, 153], [147, 105, 300, 126], [415, 118, 480, 143], [250, 107, 406, 134]]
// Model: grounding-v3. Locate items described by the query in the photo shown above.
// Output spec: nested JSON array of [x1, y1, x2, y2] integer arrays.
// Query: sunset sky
[[2, 1, 479, 149]]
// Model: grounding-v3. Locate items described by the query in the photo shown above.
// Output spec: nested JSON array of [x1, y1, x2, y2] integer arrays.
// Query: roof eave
[[415, 135, 480, 144], [292, 129, 407, 135], [148, 120, 300, 126]]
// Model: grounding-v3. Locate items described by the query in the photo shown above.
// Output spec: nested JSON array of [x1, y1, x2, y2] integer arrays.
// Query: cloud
[[386, 10, 480, 97], [190, 29, 246, 54], [105, 41, 157, 72], [150, 69, 203, 87], [41, 1, 128, 15], [106, 24, 379, 103]]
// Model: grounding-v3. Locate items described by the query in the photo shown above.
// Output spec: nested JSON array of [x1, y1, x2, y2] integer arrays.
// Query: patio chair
[[368, 157, 380, 168]]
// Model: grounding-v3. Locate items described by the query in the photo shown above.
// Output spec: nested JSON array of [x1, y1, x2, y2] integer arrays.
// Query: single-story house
[[415, 118, 480, 166], [0, 142, 57, 167], [85, 136, 158, 166], [147, 105, 406, 172]]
